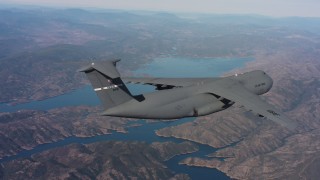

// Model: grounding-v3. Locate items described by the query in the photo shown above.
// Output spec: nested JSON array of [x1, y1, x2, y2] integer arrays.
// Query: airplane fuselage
[[102, 70, 273, 119], [80, 60, 297, 130]]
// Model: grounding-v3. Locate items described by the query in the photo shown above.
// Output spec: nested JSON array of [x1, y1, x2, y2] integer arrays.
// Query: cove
[[0, 57, 253, 179]]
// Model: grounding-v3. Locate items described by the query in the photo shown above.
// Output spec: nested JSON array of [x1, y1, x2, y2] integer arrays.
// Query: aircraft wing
[[209, 78, 298, 130], [122, 77, 215, 87]]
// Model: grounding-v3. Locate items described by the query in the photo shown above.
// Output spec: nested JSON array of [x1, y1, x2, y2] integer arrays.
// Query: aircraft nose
[[265, 73, 273, 92]]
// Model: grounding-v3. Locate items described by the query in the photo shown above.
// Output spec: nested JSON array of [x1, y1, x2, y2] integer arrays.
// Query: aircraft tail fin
[[79, 59, 133, 109]]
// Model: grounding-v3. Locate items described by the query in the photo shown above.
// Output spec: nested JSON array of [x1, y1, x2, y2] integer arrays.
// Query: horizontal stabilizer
[[79, 59, 121, 78]]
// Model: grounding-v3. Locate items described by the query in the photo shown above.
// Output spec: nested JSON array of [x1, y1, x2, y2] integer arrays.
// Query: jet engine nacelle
[[189, 94, 231, 117], [194, 101, 226, 116]]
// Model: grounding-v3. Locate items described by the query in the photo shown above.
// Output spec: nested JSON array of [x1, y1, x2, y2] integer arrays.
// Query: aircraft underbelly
[[104, 92, 228, 119], [144, 93, 227, 119]]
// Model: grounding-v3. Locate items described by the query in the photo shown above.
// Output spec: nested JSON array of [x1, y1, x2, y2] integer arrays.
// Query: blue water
[[0, 57, 253, 179], [0, 86, 99, 112], [135, 57, 252, 77], [0, 84, 154, 112]]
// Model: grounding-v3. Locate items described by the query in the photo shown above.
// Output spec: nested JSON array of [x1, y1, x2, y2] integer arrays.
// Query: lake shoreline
[[1, 57, 254, 179]]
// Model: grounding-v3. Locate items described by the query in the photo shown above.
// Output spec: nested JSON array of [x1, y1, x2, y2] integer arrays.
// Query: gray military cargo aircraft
[[79, 59, 298, 130]]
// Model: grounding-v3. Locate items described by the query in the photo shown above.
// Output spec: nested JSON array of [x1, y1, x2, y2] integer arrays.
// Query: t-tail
[[79, 59, 133, 109]]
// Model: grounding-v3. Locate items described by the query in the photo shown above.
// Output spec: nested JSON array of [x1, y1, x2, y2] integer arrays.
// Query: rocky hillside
[[0, 141, 197, 180], [158, 46, 320, 179]]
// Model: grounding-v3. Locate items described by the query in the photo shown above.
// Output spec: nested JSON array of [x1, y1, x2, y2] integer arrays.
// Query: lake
[[0, 57, 253, 179]]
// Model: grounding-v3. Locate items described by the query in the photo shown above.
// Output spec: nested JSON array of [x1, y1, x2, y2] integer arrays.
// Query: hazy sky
[[4, 0, 320, 17]]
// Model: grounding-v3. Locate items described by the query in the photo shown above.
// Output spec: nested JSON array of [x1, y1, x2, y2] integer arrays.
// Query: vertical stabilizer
[[79, 59, 133, 109]]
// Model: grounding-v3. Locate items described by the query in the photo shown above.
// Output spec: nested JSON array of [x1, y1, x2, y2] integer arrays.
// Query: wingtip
[[285, 121, 299, 131], [78, 65, 93, 72], [78, 59, 121, 72], [275, 116, 299, 131]]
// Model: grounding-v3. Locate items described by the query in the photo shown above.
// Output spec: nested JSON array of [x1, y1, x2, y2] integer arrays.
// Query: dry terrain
[[157, 47, 320, 179], [1, 8, 320, 179], [0, 106, 134, 159], [0, 141, 197, 180]]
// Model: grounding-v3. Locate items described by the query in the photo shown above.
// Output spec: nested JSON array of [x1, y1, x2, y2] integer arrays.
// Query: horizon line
[[1, 2, 320, 19]]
